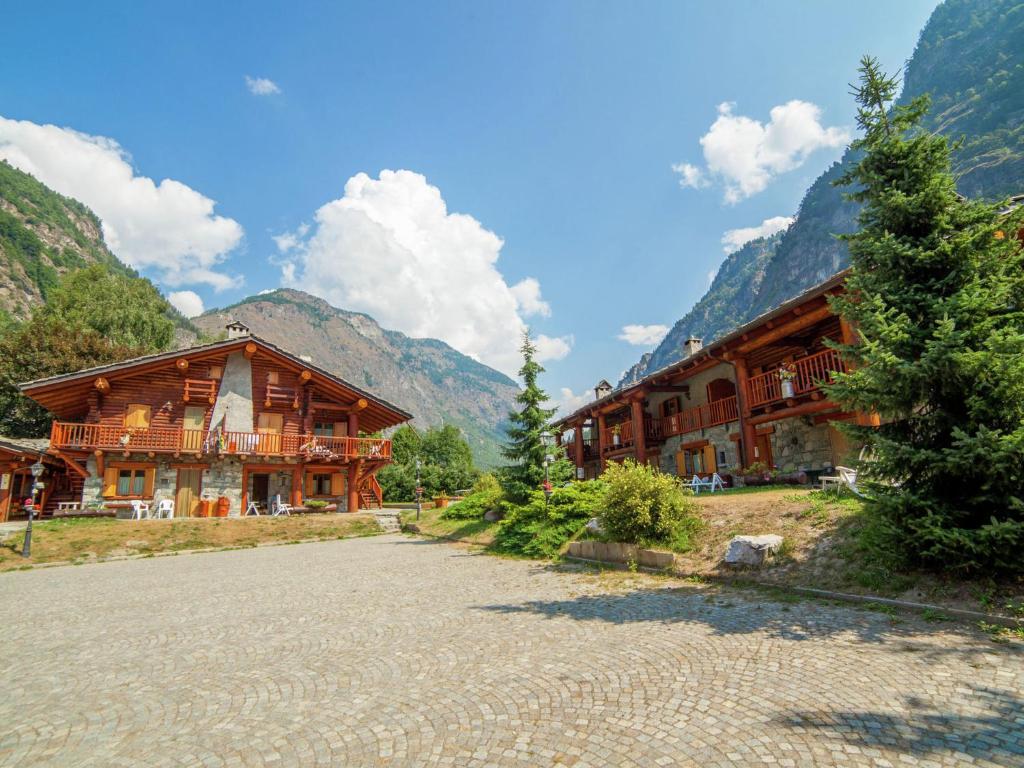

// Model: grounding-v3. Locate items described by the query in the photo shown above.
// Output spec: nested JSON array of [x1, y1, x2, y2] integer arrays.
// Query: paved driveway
[[0, 535, 1021, 767]]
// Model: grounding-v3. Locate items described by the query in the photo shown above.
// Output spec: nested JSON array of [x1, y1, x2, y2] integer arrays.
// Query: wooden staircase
[[358, 475, 383, 510]]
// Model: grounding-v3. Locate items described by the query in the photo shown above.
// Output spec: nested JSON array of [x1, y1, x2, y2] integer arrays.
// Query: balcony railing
[[661, 395, 738, 437], [49, 422, 391, 461], [746, 348, 846, 409], [600, 418, 661, 452]]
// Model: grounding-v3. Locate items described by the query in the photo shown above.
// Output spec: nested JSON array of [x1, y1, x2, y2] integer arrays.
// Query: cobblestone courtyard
[[1, 535, 1021, 767]]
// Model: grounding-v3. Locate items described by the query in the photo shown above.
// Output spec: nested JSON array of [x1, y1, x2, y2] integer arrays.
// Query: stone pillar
[[630, 398, 647, 465], [733, 357, 757, 467]]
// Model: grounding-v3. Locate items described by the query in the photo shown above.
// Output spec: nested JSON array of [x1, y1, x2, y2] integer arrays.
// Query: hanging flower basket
[[777, 363, 798, 398]]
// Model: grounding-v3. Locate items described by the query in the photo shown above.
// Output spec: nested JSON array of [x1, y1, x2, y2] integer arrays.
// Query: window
[[306, 471, 344, 497], [313, 473, 332, 496], [257, 413, 283, 434], [102, 465, 155, 498], [124, 403, 151, 429], [267, 371, 280, 385], [209, 365, 223, 380], [313, 422, 334, 437], [676, 444, 717, 477]]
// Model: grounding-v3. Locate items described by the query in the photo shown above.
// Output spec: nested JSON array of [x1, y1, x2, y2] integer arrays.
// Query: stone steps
[[373, 511, 402, 533]]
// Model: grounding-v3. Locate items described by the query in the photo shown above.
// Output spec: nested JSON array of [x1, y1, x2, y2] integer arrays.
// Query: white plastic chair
[[689, 474, 725, 494], [155, 499, 175, 519], [271, 494, 292, 516], [130, 500, 151, 520]]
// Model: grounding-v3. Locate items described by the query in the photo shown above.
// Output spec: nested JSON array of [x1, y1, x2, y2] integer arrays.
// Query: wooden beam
[[735, 305, 832, 354], [748, 399, 838, 426], [55, 451, 89, 479], [243, 342, 258, 359], [647, 385, 692, 393], [94, 377, 110, 394], [299, 370, 312, 384], [175, 358, 189, 372], [94, 450, 105, 476], [353, 398, 368, 411]]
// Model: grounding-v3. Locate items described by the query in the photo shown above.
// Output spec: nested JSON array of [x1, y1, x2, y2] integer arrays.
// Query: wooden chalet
[[18, 323, 411, 517], [555, 272, 878, 484], [0, 437, 68, 522]]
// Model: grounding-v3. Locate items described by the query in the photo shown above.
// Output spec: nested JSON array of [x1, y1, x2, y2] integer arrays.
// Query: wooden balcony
[[661, 395, 738, 437], [746, 348, 846, 409], [182, 378, 217, 404], [264, 384, 299, 409], [601, 418, 661, 452], [49, 422, 391, 462]]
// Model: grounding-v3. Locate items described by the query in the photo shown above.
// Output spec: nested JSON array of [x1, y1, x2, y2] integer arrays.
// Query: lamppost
[[22, 459, 45, 558], [414, 458, 423, 521], [540, 430, 554, 507]]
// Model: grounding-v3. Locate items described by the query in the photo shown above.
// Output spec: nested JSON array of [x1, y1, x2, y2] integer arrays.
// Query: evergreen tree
[[827, 56, 1024, 573], [501, 330, 559, 501]]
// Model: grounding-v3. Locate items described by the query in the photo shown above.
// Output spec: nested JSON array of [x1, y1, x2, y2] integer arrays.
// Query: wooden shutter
[[102, 467, 118, 497], [702, 445, 717, 474], [330, 473, 345, 496], [125, 404, 151, 429], [334, 422, 348, 437], [675, 451, 686, 476], [305, 473, 315, 497], [143, 468, 156, 497]]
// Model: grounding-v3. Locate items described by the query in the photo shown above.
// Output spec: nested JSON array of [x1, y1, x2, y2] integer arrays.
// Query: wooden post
[[292, 465, 303, 507], [596, 413, 607, 471], [347, 412, 359, 438], [347, 461, 360, 513], [630, 397, 647, 465], [573, 420, 584, 475], [733, 356, 757, 467]]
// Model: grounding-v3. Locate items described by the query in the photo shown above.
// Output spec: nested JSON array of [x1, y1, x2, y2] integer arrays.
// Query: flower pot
[[781, 379, 795, 399], [216, 496, 230, 517], [434, 496, 450, 509], [229, 441, 237, 452], [612, 434, 621, 447]]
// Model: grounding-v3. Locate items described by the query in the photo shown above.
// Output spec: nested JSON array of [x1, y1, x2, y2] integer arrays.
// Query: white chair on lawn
[[130, 500, 151, 520], [154, 499, 175, 519], [271, 494, 292, 516], [689, 473, 725, 494]]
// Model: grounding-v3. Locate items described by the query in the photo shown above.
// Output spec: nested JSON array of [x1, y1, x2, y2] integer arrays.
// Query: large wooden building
[[554, 273, 878, 484], [15, 322, 411, 518]]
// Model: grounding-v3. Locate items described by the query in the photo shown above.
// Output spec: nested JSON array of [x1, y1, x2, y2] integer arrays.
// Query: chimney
[[594, 379, 613, 400], [226, 320, 251, 340], [683, 337, 703, 357]]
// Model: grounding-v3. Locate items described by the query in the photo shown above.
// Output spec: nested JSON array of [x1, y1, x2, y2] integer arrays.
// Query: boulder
[[585, 517, 603, 534], [483, 508, 505, 522], [724, 535, 784, 567]]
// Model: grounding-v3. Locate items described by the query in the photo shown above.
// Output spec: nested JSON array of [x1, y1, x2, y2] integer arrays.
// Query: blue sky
[[1, 0, 938, 405]]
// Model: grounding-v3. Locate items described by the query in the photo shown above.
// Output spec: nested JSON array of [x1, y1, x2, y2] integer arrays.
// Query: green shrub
[[601, 460, 702, 550], [305, 499, 328, 510], [441, 474, 502, 520], [492, 480, 606, 558]]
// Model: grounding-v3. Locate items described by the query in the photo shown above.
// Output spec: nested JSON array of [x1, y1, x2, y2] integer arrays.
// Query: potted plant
[[777, 362, 798, 399], [433, 491, 451, 509], [611, 424, 622, 447]]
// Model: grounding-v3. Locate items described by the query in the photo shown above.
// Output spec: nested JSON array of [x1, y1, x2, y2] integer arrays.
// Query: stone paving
[[0, 535, 1021, 767]]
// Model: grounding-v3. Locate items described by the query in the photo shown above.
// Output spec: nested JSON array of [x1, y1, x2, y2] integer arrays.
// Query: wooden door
[[252, 474, 270, 508], [183, 406, 206, 452], [754, 433, 773, 467], [175, 469, 202, 517]]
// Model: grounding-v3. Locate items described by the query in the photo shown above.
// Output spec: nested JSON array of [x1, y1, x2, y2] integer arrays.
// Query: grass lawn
[[0, 513, 382, 571], [401, 507, 499, 547]]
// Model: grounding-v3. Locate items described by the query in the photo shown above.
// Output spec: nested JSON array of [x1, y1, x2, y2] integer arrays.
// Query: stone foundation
[[768, 418, 836, 472]]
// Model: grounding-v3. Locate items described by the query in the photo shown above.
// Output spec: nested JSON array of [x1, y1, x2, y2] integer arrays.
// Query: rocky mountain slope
[[193, 290, 517, 467], [0, 160, 132, 323], [621, 0, 1024, 384]]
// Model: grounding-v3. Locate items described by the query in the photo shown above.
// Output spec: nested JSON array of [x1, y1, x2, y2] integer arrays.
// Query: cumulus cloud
[[167, 290, 205, 318], [721, 215, 795, 254], [553, 386, 594, 418], [673, 100, 849, 203], [279, 169, 571, 375], [272, 223, 309, 254], [0, 116, 243, 290], [245, 75, 281, 96], [618, 324, 669, 347], [510, 277, 551, 318]]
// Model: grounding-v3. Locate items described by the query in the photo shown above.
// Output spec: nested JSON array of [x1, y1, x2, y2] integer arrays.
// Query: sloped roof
[[19, 335, 413, 431]]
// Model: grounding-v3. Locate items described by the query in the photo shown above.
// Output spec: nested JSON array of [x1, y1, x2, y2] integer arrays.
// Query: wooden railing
[[600, 418, 661, 452], [746, 348, 847, 409], [183, 378, 217, 404], [50, 422, 391, 461], [661, 395, 739, 437], [264, 384, 298, 409]]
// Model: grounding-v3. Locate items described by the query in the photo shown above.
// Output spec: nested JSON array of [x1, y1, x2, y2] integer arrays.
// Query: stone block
[[724, 535, 784, 567]]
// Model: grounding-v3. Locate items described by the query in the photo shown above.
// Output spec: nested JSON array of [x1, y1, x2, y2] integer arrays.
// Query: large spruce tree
[[501, 330, 559, 502], [827, 57, 1024, 573]]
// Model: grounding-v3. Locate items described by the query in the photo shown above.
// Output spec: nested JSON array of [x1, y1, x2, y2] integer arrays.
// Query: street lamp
[[414, 458, 423, 521], [540, 431, 554, 506], [22, 459, 45, 558]]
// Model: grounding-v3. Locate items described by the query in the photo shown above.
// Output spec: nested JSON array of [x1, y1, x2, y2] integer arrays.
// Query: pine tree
[[501, 330, 558, 502], [827, 56, 1024, 573]]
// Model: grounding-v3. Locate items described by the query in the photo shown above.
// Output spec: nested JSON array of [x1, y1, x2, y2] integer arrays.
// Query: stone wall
[[658, 422, 741, 478], [205, 458, 244, 515], [768, 418, 837, 472]]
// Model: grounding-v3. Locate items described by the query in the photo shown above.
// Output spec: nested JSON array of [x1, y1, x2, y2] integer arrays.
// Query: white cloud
[[674, 100, 849, 203], [553, 386, 594, 418], [510, 277, 551, 318], [245, 75, 281, 96], [0, 117, 243, 290], [167, 290, 205, 318], [279, 169, 571, 375], [721, 215, 794, 254], [272, 223, 308, 253], [670, 162, 706, 189], [617, 324, 669, 347]]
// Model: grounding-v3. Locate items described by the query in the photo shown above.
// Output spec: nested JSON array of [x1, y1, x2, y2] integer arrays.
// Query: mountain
[[192, 290, 518, 468], [0, 160, 132, 323], [621, 0, 1024, 384]]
